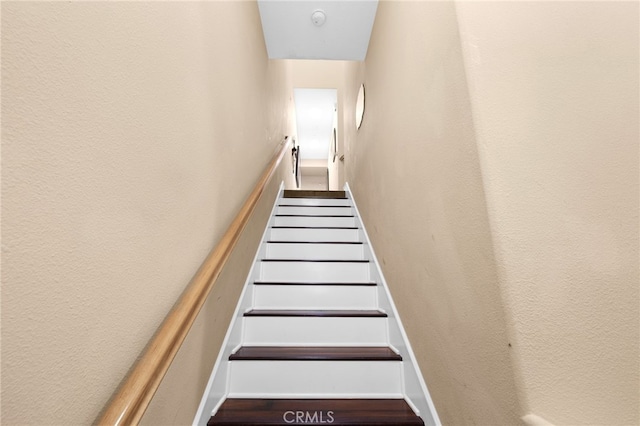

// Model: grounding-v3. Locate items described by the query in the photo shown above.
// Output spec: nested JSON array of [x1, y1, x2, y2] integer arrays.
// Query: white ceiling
[[294, 88, 337, 160], [257, 0, 378, 60]]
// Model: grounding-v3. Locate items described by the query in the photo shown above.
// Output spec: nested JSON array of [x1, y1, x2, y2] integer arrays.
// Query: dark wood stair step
[[253, 281, 377, 286], [208, 398, 424, 425], [266, 241, 364, 245], [260, 259, 369, 263], [278, 204, 352, 208], [276, 214, 355, 217], [283, 190, 347, 199], [229, 346, 402, 361], [271, 226, 359, 229], [244, 309, 387, 318]]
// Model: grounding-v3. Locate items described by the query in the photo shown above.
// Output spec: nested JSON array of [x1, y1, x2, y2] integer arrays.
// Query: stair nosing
[[260, 259, 369, 263], [229, 346, 402, 362], [266, 241, 364, 245], [278, 204, 352, 208], [282, 190, 347, 199], [274, 214, 355, 217], [253, 281, 377, 286], [271, 226, 358, 230], [243, 309, 387, 318]]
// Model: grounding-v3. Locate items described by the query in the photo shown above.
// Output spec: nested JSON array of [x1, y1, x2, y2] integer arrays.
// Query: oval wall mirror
[[355, 84, 365, 130]]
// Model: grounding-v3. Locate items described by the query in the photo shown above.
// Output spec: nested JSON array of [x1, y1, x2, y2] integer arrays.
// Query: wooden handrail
[[98, 137, 291, 426]]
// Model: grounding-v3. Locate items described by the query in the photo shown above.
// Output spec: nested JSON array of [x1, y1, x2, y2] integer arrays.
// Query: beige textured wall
[[350, 1, 638, 425], [140, 167, 290, 425], [456, 2, 639, 424], [347, 2, 522, 424], [1, 2, 294, 424]]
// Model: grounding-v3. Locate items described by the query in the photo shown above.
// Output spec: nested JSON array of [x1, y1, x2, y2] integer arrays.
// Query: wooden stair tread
[[253, 281, 377, 286], [283, 190, 347, 199], [229, 346, 402, 361], [279, 204, 351, 208], [266, 241, 364, 245], [275, 214, 355, 217], [208, 398, 424, 425], [271, 226, 358, 229], [260, 259, 369, 263], [244, 309, 387, 317]]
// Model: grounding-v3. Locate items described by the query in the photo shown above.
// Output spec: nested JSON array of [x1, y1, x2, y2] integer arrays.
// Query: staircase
[[194, 186, 440, 426]]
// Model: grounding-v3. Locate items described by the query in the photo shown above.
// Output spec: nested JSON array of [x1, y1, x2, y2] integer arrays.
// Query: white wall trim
[[522, 414, 555, 426]]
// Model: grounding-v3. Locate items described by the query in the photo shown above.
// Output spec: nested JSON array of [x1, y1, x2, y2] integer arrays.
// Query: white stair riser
[[270, 228, 360, 242], [253, 285, 378, 310], [277, 206, 353, 216], [265, 243, 364, 260], [273, 216, 356, 227], [260, 262, 370, 283], [228, 361, 403, 397], [280, 198, 351, 206], [242, 317, 388, 346]]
